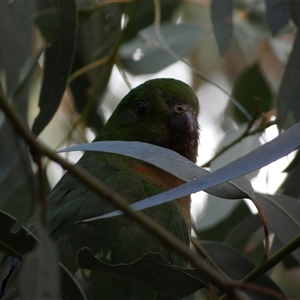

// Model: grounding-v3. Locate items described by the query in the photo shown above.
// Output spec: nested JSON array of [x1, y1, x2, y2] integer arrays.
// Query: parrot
[[0, 78, 199, 299]]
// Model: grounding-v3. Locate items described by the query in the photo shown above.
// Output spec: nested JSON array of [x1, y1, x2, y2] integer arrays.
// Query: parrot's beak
[[169, 107, 199, 162]]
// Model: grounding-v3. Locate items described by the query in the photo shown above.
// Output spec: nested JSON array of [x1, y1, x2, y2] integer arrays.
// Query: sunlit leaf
[[77, 248, 208, 298], [59, 141, 254, 200], [87, 121, 300, 220]]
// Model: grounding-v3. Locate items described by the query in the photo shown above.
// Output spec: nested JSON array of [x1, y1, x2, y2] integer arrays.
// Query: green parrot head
[[97, 78, 200, 162]]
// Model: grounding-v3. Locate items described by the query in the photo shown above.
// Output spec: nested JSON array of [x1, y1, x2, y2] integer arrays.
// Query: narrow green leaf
[[77, 248, 208, 299], [32, 0, 77, 136]]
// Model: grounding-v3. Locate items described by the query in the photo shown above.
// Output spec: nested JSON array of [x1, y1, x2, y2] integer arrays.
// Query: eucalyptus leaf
[[264, 0, 289, 35], [199, 241, 286, 299], [0, 211, 37, 259], [276, 29, 300, 129], [211, 0, 233, 54], [119, 22, 204, 74], [59, 141, 254, 200], [71, 120, 300, 221], [256, 193, 300, 263], [32, 0, 77, 136]]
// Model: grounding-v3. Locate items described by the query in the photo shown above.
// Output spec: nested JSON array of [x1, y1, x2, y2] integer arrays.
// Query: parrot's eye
[[136, 102, 147, 116]]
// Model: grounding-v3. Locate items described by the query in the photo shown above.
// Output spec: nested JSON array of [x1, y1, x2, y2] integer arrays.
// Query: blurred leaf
[[0, 211, 37, 259], [32, 0, 77, 136], [256, 193, 300, 263], [59, 141, 255, 200], [0, 176, 33, 227], [277, 29, 300, 129], [70, 3, 123, 132], [0, 211, 86, 300], [231, 63, 273, 123], [0, 1, 36, 119], [211, 0, 233, 55], [10, 47, 45, 100], [224, 214, 262, 247], [34, 9, 58, 43], [77, 248, 208, 298], [288, 0, 300, 27], [264, 0, 289, 35], [119, 22, 204, 74], [279, 150, 300, 198], [123, 0, 182, 42], [199, 241, 286, 299], [90, 120, 300, 220], [291, 88, 300, 123], [196, 200, 252, 242], [20, 225, 60, 300]]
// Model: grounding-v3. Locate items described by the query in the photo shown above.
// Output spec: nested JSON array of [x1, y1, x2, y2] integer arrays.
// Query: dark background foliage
[[1, 0, 300, 299]]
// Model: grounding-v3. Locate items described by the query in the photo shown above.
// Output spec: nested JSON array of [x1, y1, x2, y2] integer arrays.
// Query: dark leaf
[[276, 29, 300, 129], [211, 0, 233, 55], [231, 63, 273, 123], [0, 211, 37, 259], [32, 0, 77, 136], [196, 200, 252, 243], [291, 88, 300, 123], [256, 193, 300, 263], [224, 214, 262, 246], [119, 23, 204, 74], [34, 9, 59, 43], [0, 1, 36, 119], [122, 0, 182, 42], [264, 0, 289, 35], [10, 47, 45, 100], [200, 241, 286, 299], [279, 149, 300, 198], [77, 248, 208, 299], [288, 0, 300, 27], [0, 176, 33, 227], [0, 211, 86, 300]]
